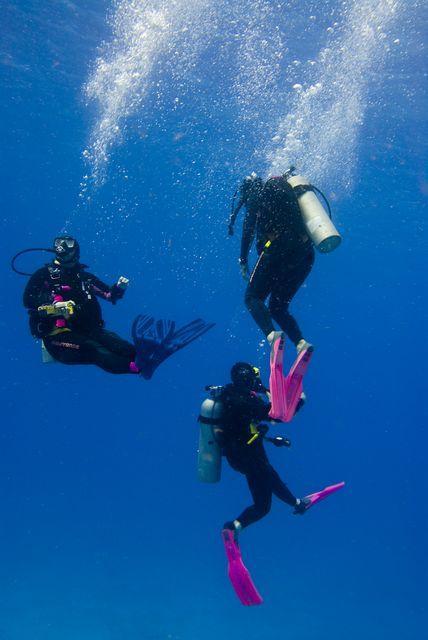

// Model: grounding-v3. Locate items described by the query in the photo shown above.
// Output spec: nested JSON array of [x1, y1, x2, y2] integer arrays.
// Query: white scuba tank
[[287, 174, 341, 253], [197, 386, 223, 483]]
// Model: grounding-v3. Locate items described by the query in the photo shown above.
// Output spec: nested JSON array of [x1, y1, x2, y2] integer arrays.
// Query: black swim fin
[[167, 318, 215, 350], [132, 314, 214, 379]]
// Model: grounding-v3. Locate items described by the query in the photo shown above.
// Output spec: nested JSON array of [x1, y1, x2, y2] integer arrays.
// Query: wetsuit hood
[[230, 362, 265, 392]]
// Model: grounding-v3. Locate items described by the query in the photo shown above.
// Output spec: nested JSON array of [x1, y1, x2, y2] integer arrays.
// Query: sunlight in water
[[266, 0, 403, 188], [84, 0, 213, 184], [84, 0, 406, 191]]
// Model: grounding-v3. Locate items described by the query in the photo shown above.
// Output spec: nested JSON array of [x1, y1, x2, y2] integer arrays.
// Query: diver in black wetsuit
[[230, 173, 315, 353], [219, 363, 308, 538], [22, 236, 214, 377], [23, 236, 137, 374]]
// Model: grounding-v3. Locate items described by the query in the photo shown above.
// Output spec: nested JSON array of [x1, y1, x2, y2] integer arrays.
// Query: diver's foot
[[267, 330, 284, 346], [138, 364, 156, 380], [296, 339, 314, 355], [223, 519, 242, 541], [137, 345, 174, 380], [295, 391, 306, 414], [293, 497, 311, 515]]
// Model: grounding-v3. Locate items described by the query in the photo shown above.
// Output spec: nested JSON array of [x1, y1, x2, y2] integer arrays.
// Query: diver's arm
[[23, 268, 53, 336], [253, 395, 271, 421], [227, 391, 271, 422], [23, 268, 48, 309], [88, 273, 128, 305], [228, 199, 244, 236], [240, 208, 257, 265]]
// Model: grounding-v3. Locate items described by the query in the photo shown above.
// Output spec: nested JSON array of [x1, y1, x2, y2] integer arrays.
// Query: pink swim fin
[[221, 529, 263, 606], [269, 334, 313, 422], [303, 481, 345, 511]]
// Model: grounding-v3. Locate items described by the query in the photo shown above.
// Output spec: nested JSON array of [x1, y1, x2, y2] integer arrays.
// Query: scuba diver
[[209, 362, 309, 539], [198, 362, 345, 605], [20, 236, 214, 377], [229, 172, 315, 354]]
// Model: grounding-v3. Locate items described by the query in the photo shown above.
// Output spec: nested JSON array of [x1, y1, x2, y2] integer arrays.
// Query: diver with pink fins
[[198, 362, 345, 606], [229, 166, 341, 420], [196, 167, 344, 605]]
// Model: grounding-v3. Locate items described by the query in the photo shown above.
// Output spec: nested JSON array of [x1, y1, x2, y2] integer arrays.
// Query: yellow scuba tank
[[197, 386, 223, 483], [286, 171, 341, 253]]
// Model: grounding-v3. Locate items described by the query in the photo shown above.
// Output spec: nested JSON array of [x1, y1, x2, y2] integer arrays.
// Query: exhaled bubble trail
[[83, 0, 214, 186], [82, 0, 411, 198], [265, 0, 404, 190]]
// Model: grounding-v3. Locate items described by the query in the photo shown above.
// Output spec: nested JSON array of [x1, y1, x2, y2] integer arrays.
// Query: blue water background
[[1, 2, 427, 638]]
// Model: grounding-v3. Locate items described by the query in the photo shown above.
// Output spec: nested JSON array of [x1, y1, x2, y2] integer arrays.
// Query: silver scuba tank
[[287, 174, 341, 253], [197, 386, 223, 483]]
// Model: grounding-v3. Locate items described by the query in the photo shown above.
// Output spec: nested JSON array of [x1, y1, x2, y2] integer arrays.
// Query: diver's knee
[[256, 501, 271, 518], [269, 301, 289, 318]]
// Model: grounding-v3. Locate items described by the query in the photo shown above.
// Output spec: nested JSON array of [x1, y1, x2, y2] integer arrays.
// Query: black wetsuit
[[23, 262, 135, 374], [220, 383, 297, 529], [241, 176, 315, 344]]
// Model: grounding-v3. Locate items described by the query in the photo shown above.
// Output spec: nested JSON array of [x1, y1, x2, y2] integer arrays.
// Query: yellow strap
[[264, 240, 272, 248], [247, 422, 260, 445]]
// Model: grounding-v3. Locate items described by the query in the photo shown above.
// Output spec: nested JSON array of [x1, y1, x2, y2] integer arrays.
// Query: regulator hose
[[11, 248, 55, 276]]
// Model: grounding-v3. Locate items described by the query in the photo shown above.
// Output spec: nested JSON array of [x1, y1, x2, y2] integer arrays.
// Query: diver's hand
[[117, 276, 129, 290], [239, 258, 249, 282], [111, 276, 129, 303]]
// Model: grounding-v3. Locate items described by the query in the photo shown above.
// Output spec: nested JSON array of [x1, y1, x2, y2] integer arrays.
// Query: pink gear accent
[[129, 361, 139, 374], [222, 529, 263, 606], [303, 482, 345, 510], [53, 294, 66, 328], [269, 334, 313, 422]]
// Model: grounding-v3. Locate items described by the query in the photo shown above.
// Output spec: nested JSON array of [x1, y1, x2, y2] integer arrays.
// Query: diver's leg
[[44, 332, 136, 374], [269, 251, 314, 346], [245, 251, 276, 337], [44, 332, 95, 365], [92, 328, 136, 359], [89, 339, 136, 374], [234, 469, 273, 529], [269, 465, 298, 507]]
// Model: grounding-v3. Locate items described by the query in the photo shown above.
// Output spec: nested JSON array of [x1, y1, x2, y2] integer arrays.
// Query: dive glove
[[111, 276, 129, 303]]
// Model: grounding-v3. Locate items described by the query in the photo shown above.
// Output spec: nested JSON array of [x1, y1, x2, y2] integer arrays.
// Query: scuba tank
[[285, 168, 341, 253], [228, 169, 341, 253], [197, 386, 224, 483], [41, 341, 56, 364]]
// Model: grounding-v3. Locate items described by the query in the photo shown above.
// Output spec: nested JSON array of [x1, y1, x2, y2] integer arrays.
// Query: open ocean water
[[0, 1, 427, 638]]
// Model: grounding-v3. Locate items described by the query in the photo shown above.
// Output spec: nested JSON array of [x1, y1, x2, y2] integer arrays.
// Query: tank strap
[[293, 184, 314, 197]]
